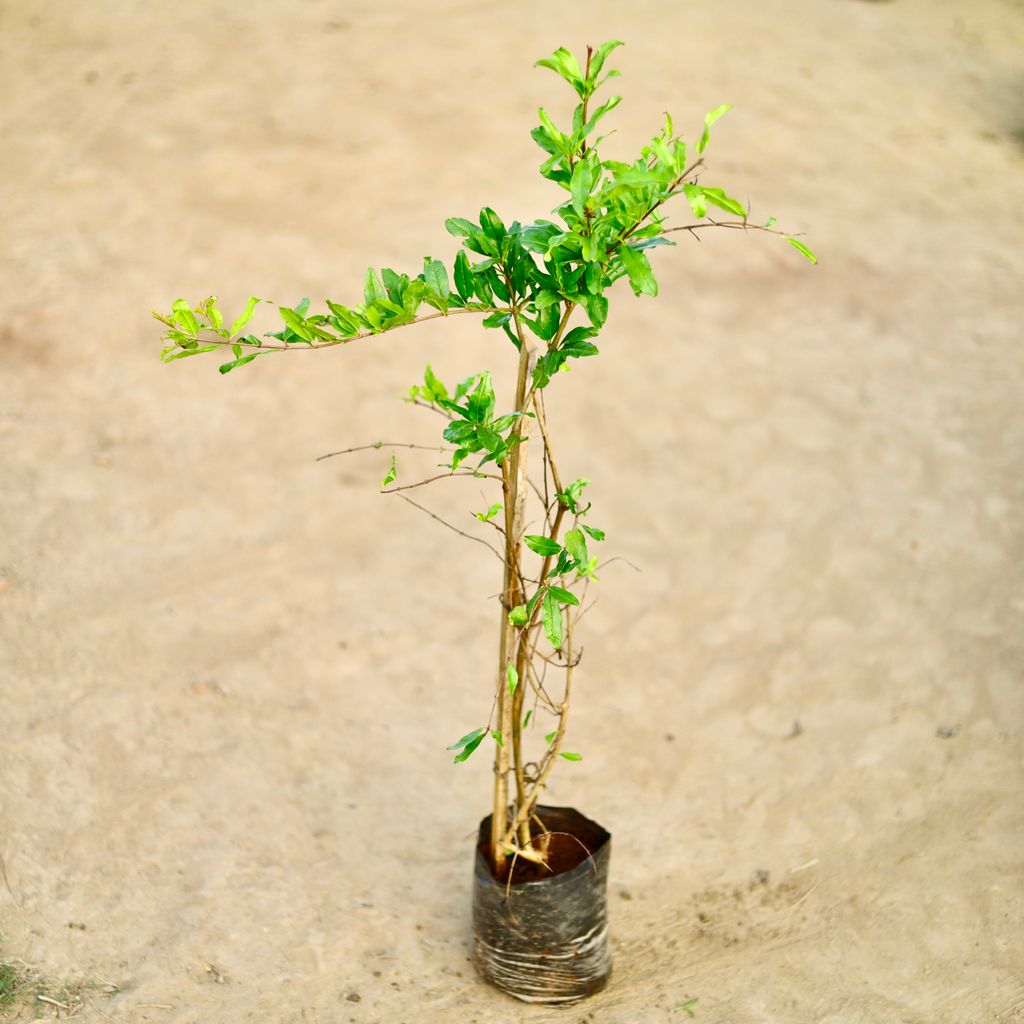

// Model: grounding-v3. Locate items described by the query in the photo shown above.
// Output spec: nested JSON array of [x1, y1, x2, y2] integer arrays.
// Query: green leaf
[[537, 107, 568, 150], [535, 46, 585, 95], [541, 588, 563, 648], [564, 527, 589, 566], [587, 40, 624, 85], [508, 604, 528, 626], [583, 293, 608, 329], [422, 364, 448, 402], [475, 502, 503, 522], [479, 207, 506, 242], [560, 326, 599, 353], [200, 296, 223, 329], [675, 997, 699, 1017], [525, 535, 562, 556], [545, 731, 558, 744], [523, 710, 533, 728], [559, 752, 582, 761], [171, 299, 199, 337], [491, 729, 504, 747], [279, 306, 315, 341], [163, 343, 218, 362], [448, 726, 486, 751], [218, 351, 263, 374], [763, 216, 777, 228], [701, 187, 746, 217], [449, 727, 487, 763], [620, 245, 658, 297], [326, 301, 364, 335], [454, 732, 486, 762], [582, 94, 621, 138], [557, 477, 591, 513], [364, 268, 387, 306], [546, 584, 580, 607], [581, 524, 605, 541], [683, 183, 707, 218], [697, 102, 732, 154], [380, 452, 397, 489], [481, 311, 511, 329], [507, 663, 519, 696], [230, 296, 261, 336], [453, 250, 473, 301], [786, 238, 817, 264], [445, 217, 475, 237], [423, 257, 450, 298], [570, 158, 597, 216]]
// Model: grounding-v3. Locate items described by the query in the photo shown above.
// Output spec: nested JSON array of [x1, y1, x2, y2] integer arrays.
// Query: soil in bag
[[472, 805, 612, 1005]]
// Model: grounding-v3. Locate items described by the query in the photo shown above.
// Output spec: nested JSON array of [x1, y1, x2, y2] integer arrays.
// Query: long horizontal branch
[[176, 305, 511, 353], [315, 441, 453, 462], [661, 219, 802, 239]]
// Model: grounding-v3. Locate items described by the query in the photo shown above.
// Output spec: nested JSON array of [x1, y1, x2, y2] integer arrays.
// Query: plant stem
[[490, 310, 538, 875], [176, 305, 510, 353], [502, 612, 574, 850]]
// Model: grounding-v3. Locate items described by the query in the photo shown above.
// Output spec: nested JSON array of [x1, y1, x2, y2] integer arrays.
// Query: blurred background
[[1, 1, 1022, 1021]]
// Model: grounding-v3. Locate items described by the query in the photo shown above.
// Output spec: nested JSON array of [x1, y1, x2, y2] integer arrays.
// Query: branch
[[394, 494, 503, 562], [382, 470, 501, 494], [502, 601, 575, 849], [176, 305, 511, 353], [661, 219, 801, 239], [531, 392, 564, 497], [617, 159, 704, 246], [316, 441, 452, 462]]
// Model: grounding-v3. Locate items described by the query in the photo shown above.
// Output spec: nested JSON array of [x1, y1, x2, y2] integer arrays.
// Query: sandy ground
[[2, 0, 1023, 1021]]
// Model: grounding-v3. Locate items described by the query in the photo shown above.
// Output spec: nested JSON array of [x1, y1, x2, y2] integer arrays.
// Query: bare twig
[[395, 495, 503, 561], [382, 470, 501, 494], [661, 219, 801, 239], [316, 441, 452, 462]]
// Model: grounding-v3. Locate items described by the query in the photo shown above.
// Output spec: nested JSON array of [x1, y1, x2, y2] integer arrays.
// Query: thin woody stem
[[491, 285, 538, 875], [506, 287, 539, 851], [502, 602, 574, 849], [660, 219, 802, 238], [316, 442, 452, 462], [382, 470, 501, 494], [162, 305, 510, 353], [394, 495, 503, 561], [531, 392, 563, 496]]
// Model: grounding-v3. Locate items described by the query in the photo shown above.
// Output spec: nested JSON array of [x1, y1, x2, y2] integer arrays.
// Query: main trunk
[[490, 337, 535, 875]]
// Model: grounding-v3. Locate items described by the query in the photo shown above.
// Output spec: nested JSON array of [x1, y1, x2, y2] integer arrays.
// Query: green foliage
[[474, 502, 503, 522], [153, 39, 814, 823], [155, 42, 810, 377], [449, 727, 487, 763], [786, 238, 817, 263], [0, 963, 19, 1009]]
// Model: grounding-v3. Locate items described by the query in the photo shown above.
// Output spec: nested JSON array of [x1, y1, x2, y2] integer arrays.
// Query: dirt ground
[[2, 0, 1023, 1021]]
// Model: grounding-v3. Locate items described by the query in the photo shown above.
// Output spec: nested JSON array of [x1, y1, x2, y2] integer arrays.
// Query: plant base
[[471, 805, 612, 1004]]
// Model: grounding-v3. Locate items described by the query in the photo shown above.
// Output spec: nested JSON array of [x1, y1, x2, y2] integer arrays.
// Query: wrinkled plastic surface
[[471, 805, 612, 1004]]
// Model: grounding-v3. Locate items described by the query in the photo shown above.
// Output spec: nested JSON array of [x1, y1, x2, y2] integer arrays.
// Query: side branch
[[395, 494, 504, 562], [316, 442, 453, 462], [172, 305, 511, 354], [661, 219, 801, 239]]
